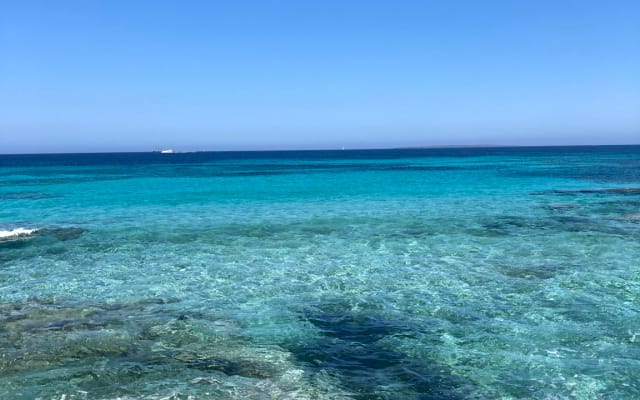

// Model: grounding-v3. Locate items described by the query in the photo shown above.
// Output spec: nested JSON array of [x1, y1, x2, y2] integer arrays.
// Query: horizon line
[[2, 143, 640, 156]]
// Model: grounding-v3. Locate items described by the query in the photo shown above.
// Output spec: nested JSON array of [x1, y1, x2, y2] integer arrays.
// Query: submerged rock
[[612, 213, 640, 223], [539, 203, 580, 210], [498, 264, 558, 280], [287, 304, 476, 400], [476, 214, 632, 237], [535, 187, 640, 196], [179, 354, 275, 378], [0, 226, 85, 253], [0, 297, 275, 383], [0, 191, 59, 200], [40, 227, 86, 241]]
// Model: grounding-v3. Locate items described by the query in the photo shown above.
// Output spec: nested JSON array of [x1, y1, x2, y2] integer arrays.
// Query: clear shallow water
[[1, 146, 639, 399]]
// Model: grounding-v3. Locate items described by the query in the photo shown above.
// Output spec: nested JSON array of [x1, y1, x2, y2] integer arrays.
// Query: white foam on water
[[0, 227, 39, 240]]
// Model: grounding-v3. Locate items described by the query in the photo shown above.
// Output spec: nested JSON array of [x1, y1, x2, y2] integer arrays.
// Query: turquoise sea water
[[1, 146, 639, 399]]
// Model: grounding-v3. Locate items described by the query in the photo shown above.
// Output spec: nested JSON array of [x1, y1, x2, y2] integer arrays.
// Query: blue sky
[[1, 0, 639, 153]]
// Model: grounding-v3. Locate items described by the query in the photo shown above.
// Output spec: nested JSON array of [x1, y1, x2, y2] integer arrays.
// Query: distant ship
[[153, 149, 197, 154]]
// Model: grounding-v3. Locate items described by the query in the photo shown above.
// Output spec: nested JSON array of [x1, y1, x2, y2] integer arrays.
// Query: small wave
[[0, 227, 39, 240]]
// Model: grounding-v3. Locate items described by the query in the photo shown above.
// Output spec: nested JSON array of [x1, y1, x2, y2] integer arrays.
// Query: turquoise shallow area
[[1, 146, 639, 399]]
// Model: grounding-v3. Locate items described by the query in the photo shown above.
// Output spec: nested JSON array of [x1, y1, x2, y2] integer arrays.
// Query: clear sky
[[1, 0, 639, 153]]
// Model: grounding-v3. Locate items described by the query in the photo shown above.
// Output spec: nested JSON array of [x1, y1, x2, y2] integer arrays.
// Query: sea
[[1, 146, 639, 399]]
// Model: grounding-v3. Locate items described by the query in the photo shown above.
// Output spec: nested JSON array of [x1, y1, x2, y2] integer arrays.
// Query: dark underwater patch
[[0, 191, 59, 200], [178, 354, 275, 378], [588, 199, 640, 214], [550, 215, 631, 235], [611, 213, 640, 223], [375, 165, 487, 172], [497, 264, 559, 280], [477, 215, 631, 237], [0, 176, 130, 187], [40, 227, 87, 241], [0, 226, 93, 269], [0, 227, 87, 259], [154, 163, 500, 179], [536, 203, 580, 211], [287, 305, 475, 399], [305, 310, 415, 345], [538, 188, 640, 196], [221, 170, 289, 177], [511, 163, 640, 183]]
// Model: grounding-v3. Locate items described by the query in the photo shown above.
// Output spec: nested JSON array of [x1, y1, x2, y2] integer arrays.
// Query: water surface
[[1, 146, 639, 399]]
